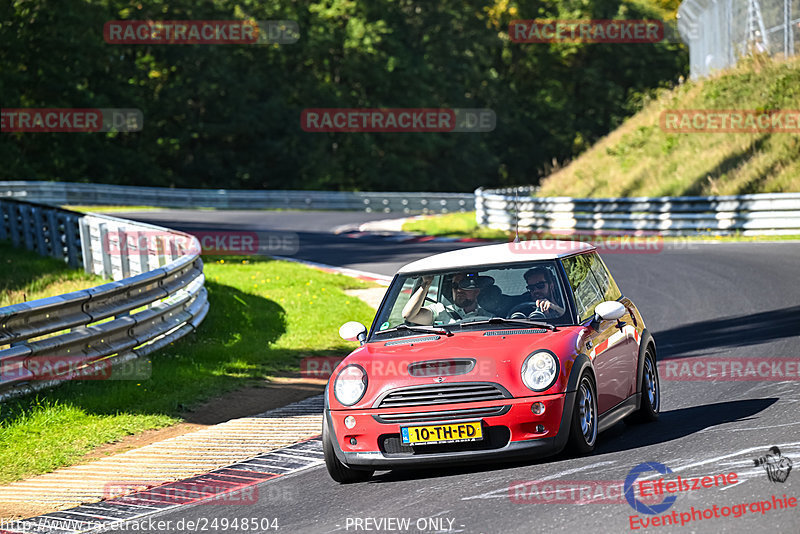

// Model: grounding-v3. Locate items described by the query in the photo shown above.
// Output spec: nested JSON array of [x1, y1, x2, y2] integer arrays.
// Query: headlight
[[334, 364, 368, 406], [521, 351, 559, 391]]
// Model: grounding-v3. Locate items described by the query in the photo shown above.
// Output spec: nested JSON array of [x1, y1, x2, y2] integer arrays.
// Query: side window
[[562, 254, 605, 322], [588, 253, 622, 302]]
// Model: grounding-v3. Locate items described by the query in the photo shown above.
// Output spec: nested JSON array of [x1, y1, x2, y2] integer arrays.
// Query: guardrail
[[475, 188, 800, 236], [1, 181, 473, 214], [0, 199, 208, 401]]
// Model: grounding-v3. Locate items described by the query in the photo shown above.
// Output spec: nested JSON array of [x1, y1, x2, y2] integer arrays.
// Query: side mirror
[[594, 301, 626, 322], [339, 321, 367, 345]]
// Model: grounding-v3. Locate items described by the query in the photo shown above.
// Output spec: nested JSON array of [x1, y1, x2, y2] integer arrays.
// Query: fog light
[[531, 402, 546, 415], [349, 437, 357, 445], [536, 424, 545, 433], [344, 416, 356, 429]]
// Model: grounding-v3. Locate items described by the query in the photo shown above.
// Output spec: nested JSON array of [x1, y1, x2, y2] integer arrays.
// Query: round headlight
[[521, 351, 559, 391], [334, 364, 368, 406]]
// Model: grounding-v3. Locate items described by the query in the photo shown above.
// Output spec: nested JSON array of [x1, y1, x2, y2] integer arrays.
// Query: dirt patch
[[0, 503, 61, 523], [180, 377, 326, 425]]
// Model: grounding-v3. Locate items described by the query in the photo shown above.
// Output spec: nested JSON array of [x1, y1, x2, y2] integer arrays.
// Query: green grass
[[0, 256, 375, 484], [401, 212, 800, 242], [539, 54, 800, 197], [0, 241, 103, 307], [402, 213, 509, 239]]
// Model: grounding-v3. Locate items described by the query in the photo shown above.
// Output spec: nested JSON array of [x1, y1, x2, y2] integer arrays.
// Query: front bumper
[[327, 391, 576, 468]]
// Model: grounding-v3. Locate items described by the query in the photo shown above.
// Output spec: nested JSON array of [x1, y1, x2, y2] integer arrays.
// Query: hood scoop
[[408, 358, 476, 377], [483, 329, 547, 336]]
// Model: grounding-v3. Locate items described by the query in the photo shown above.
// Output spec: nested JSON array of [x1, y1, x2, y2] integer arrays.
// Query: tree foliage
[[1, 0, 687, 191]]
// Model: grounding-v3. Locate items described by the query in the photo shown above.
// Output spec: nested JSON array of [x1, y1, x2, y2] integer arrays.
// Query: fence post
[[118, 227, 131, 279], [0, 202, 7, 242], [98, 223, 113, 279], [64, 215, 81, 268], [79, 217, 94, 274], [21, 205, 34, 251]]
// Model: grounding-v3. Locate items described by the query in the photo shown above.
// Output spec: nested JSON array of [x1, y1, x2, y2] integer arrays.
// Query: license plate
[[400, 421, 483, 445]]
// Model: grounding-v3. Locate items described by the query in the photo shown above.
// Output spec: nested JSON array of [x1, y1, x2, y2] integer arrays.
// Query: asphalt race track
[[108, 210, 800, 534]]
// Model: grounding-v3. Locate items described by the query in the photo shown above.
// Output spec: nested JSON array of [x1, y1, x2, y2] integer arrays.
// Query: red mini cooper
[[323, 242, 660, 483]]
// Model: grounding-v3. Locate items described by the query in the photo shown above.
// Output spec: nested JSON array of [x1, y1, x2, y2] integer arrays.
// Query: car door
[[562, 253, 636, 414]]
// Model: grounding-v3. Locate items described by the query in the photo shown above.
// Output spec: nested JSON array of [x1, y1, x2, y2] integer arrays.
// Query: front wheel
[[322, 416, 374, 484], [567, 373, 598, 454], [626, 348, 660, 424]]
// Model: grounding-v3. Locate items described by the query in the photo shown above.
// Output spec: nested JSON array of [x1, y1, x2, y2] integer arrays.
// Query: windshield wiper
[[375, 324, 453, 337], [459, 317, 557, 331]]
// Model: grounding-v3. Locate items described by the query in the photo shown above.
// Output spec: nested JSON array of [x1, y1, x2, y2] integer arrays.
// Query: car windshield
[[372, 261, 573, 339]]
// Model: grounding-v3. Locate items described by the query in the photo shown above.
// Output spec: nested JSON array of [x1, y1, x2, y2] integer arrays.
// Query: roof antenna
[[513, 187, 520, 243]]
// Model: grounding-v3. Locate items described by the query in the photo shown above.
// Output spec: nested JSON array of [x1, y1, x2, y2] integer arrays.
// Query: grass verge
[[0, 241, 102, 308], [0, 255, 376, 484], [539, 54, 800, 197]]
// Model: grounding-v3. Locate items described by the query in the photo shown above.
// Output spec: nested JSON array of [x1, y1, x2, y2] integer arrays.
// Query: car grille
[[379, 426, 510, 456], [375, 382, 510, 408], [372, 405, 510, 424]]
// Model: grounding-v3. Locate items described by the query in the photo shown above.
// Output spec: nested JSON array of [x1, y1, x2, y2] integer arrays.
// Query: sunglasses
[[526, 281, 548, 291]]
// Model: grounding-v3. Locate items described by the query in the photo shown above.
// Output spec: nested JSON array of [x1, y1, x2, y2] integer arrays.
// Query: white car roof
[[397, 241, 596, 274]]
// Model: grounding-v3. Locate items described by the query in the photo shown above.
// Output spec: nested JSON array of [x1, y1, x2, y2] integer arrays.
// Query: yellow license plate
[[401, 421, 483, 445]]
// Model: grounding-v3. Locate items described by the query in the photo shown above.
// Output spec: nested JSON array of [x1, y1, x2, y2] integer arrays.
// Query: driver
[[513, 266, 565, 319], [402, 272, 492, 325]]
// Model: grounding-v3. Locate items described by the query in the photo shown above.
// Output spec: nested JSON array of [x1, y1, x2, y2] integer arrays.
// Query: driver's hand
[[536, 299, 552, 312], [421, 275, 433, 285]]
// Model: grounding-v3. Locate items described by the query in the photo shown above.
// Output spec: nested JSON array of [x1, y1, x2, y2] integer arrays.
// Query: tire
[[322, 416, 374, 484], [626, 347, 660, 424], [567, 373, 598, 455]]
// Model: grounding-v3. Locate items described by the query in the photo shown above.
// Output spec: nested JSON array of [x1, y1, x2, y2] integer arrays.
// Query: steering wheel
[[507, 302, 546, 320]]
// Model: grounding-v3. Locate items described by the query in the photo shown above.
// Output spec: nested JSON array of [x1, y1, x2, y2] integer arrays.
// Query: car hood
[[329, 327, 583, 410]]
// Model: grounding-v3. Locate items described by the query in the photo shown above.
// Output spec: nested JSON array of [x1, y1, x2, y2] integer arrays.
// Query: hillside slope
[[539, 55, 800, 197]]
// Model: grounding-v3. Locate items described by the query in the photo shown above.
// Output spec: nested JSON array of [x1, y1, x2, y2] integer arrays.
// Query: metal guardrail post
[[79, 218, 93, 273], [21, 205, 34, 251], [118, 227, 131, 280], [64, 214, 81, 268], [98, 223, 113, 279]]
